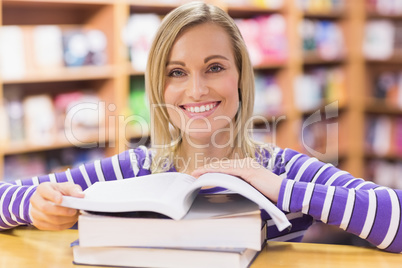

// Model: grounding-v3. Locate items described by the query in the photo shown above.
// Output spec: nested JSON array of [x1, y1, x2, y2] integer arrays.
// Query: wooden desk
[[1, 226, 400, 267]]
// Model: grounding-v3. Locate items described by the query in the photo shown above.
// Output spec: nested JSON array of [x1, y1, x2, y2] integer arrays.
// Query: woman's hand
[[191, 157, 283, 202], [30, 182, 85, 231]]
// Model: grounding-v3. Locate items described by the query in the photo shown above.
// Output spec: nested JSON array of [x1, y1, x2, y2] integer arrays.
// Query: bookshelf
[[362, 0, 402, 186], [0, 0, 391, 183]]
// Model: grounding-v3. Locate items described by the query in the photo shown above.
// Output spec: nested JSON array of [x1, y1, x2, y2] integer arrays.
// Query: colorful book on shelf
[[71, 222, 267, 268]]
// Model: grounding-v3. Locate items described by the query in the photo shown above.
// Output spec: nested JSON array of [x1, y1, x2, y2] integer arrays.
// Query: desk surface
[[1, 227, 400, 267]]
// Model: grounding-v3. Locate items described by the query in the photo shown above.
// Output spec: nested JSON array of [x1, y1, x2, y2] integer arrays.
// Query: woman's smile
[[180, 101, 221, 118]]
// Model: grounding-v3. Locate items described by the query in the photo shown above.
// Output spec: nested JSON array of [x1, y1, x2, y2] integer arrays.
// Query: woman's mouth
[[180, 101, 221, 118]]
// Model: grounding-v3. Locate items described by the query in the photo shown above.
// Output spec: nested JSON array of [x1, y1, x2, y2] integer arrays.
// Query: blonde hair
[[146, 1, 269, 173]]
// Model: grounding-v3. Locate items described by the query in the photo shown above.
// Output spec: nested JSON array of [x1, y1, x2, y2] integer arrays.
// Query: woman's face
[[164, 22, 240, 146]]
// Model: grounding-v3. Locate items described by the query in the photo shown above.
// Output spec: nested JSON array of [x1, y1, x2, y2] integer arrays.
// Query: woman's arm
[[0, 146, 151, 230], [192, 147, 402, 253], [274, 148, 402, 253]]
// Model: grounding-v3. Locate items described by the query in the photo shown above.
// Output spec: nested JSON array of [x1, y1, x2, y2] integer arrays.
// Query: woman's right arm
[[0, 148, 147, 231]]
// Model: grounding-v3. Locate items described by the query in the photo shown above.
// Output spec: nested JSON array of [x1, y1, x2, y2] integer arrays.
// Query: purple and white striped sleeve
[[275, 148, 402, 253], [0, 147, 151, 230]]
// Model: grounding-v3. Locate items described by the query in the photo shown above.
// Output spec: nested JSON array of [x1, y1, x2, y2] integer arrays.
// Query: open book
[[61, 172, 291, 232]]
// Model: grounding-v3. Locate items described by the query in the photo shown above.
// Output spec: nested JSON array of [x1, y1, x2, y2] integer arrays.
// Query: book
[[72, 243, 260, 268], [71, 222, 267, 268], [23, 94, 56, 146], [0, 26, 26, 79], [76, 193, 263, 250], [61, 172, 291, 231]]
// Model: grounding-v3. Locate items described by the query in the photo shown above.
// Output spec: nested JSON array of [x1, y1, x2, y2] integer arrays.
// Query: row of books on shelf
[[222, 0, 284, 8], [297, 0, 345, 12], [124, 12, 288, 72], [133, 0, 284, 8], [61, 172, 291, 268], [366, 159, 402, 189], [235, 15, 288, 66], [364, 19, 402, 60], [4, 147, 104, 182], [365, 116, 402, 157], [366, 0, 402, 15], [294, 67, 346, 111], [254, 74, 283, 117], [300, 19, 345, 61], [0, 25, 108, 79], [372, 70, 402, 108], [1, 87, 104, 146]]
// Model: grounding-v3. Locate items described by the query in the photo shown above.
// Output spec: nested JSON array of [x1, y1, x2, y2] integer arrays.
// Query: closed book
[[71, 241, 261, 268], [72, 221, 267, 268], [78, 193, 263, 250]]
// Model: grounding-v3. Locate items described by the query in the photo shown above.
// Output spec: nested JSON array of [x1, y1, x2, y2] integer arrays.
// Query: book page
[[187, 173, 291, 232], [61, 172, 197, 220], [183, 193, 260, 220]]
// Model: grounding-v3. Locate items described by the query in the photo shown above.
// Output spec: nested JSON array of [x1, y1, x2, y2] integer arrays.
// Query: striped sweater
[[1, 146, 401, 253]]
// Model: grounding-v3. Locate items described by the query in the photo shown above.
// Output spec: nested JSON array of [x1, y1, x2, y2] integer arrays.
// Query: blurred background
[[0, 0, 401, 247]]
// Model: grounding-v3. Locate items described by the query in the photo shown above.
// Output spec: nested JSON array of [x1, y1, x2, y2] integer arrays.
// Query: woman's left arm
[[193, 148, 402, 253]]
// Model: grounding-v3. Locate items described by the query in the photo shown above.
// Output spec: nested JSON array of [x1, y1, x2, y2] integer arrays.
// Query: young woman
[[1, 2, 401, 253]]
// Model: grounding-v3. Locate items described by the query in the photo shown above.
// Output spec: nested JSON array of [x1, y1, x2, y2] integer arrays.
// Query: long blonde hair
[[146, 1, 268, 173]]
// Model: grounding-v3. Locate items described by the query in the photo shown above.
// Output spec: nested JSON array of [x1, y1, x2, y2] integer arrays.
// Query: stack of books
[[62, 172, 291, 268]]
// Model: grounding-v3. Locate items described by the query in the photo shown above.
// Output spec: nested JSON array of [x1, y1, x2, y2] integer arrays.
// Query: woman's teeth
[[185, 103, 217, 113]]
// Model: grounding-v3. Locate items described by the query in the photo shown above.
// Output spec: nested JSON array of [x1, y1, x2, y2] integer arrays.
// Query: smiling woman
[[164, 23, 240, 153], [1, 1, 402, 255], [147, 3, 259, 175]]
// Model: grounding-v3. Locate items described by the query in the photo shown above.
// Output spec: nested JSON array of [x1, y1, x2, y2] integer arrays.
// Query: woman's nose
[[185, 74, 208, 100]]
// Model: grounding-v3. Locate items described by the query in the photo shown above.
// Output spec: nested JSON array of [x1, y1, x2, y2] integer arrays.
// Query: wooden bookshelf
[[0, 0, 378, 181], [362, 0, 402, 181]]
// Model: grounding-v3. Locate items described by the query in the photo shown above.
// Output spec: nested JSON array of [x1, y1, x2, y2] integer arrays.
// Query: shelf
[[303, 10, 346, 20], [4, 129, 111, 155], [2, 0, 114, 7], [365, 152, 402, 162], [365, 99, 402, 115], [254, 62, 286, 70], [252, 113, 287, 126], [366, 11, 402, 20], [2, 65, 116, 84], [227, 5, 284, 17], [128, 1, 178, 14], [365, 52, 402, 65], [303, 54, 345, 66], [298, 101, 347, 116], [128, 1, 284, 17], [2, 0, 114, 26]]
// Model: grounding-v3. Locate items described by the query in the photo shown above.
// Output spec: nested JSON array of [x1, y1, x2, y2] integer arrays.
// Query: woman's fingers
[[36, 182, 84, 204], [192, 158, 282, 202], [30, 182, 84, 231]]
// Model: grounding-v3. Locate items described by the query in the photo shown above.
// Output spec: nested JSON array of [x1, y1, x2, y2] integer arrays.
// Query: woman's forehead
[[168, 23, 234, 62]]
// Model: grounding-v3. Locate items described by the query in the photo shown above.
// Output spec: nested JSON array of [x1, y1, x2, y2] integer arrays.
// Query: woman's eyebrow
[[166, 55, 229, 66], [204, 55, 229, 63], [166, 61, 185, 66]]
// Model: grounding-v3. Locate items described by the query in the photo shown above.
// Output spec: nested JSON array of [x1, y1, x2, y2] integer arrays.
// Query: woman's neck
[[175, 140, 232, 175]]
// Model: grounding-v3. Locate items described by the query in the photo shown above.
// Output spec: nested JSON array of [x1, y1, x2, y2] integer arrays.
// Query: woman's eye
[[168, 69, 185, 77], [208, 65, 224, 73]]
